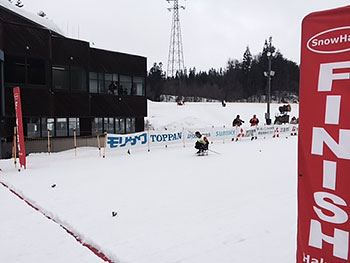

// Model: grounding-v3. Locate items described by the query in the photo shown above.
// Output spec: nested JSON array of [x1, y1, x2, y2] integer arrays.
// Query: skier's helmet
[[195, 131, 201, 137]]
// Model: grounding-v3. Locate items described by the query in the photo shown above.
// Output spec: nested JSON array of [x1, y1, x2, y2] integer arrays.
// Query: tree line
[[147, 38, 299, 102]]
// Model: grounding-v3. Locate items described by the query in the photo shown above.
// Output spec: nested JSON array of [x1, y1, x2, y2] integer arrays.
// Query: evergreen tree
[[241, 46, 252, 73], [146, 37, 299, 102], [147, 62, 166, 101]]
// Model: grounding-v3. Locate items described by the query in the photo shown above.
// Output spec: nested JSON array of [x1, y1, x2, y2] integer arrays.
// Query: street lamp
[[264, 37, 275, 125]]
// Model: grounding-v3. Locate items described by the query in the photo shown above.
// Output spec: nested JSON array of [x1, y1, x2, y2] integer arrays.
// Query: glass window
[[56, 118, 68, 137], [27, 58, 46, 85], [26, 118, 40, 137], [92, 118, 103, 134], [120, 75, 132, 95], [42, 118, 55, 137], [4, 55, 25, 84], [112, 74, 119, 95], [112, 74, 118, 81], [68, 118, 80, 136], [71, 66, 87, 91], [52, 66, 69, 90], [115, 118, 125, 134], [133, 77, 145, 96], [98, 72, 106, 93], [104, 73, 113, 94], [126, 117, 135, 133], [89, 72, 98, 93], [104, 117, 114, 133]]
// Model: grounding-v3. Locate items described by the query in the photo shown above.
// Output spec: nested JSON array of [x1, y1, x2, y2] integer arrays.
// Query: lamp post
[[264, 37, 275, 125]]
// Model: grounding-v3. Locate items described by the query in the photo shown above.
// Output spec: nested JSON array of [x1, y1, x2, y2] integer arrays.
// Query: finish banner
[[13, 87, 26, 169], [298, 6, 350, 262]]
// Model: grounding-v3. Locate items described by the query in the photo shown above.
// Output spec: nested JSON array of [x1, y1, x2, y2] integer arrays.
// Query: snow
[[0, 101, 298, 263], [0, 0, 65, 36], [146, 101, 299, 130]]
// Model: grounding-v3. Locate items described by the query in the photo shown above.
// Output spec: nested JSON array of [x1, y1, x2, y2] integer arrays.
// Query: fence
[[106, 124, 299, 152]]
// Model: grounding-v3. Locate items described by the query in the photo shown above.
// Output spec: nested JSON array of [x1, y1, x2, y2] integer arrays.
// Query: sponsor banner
[[149, 129, 183, 148], [13, 87, 26, 169], [298, 6, 350, 263], [210, 127, 236, 141], [277, 125, 291, 135], [106, 124, 298, 151], [107, 131, 148, 150], [257, 125, 275, 137], [185, 127, 214, 142], [244, 126, 257, 139]]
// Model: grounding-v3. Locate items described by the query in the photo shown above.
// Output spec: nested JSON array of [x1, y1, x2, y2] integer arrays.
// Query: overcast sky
[[20, 0, 350, 71]]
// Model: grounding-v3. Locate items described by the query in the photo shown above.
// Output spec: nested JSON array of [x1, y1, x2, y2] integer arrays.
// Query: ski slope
[[0, 101, 298, 263]]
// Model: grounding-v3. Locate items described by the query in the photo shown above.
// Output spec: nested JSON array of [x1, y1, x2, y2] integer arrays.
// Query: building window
[[52, 66, 69, 90], [68, 118, 80, 136], [112, 74, 119, 95], [92, 118, 103, 134], [115, 118, 125, 134], [4, 55, 25, 84], [71, 66, 87, 91], [56, 118, 68, 137], [26, 118, 40, 138], [133, 77, 145, 96], [120, 75, 132, 95], [104, 73, 113, 94], [98, 72, 106, 93], [27, 58, 46, 85], [89, 72, 98, 93], [126, 117, 135, 133], [42, 118, 55, 137], [104, 117, 114, 133]]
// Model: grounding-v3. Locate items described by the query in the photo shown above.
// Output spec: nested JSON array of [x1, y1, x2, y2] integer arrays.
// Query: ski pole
[[208, 149, 221, 155]]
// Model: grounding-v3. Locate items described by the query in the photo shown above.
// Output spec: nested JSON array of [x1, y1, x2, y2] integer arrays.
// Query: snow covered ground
[[0, 101, 298, 263]]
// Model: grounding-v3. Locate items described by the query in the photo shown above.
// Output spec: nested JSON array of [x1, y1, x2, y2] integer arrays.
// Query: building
[[0, 2, 147, 158]]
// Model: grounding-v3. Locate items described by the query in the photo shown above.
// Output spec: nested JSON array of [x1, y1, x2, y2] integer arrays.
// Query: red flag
[[298, 6, 350, 262], [13, 87, 26, 169]]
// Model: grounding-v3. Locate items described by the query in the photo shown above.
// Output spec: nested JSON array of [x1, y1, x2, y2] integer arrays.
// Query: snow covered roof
[[0, 0, 65, 36]]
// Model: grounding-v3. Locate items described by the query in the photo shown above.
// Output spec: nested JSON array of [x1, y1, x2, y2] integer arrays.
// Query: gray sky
[[20, 0, 350, 71]]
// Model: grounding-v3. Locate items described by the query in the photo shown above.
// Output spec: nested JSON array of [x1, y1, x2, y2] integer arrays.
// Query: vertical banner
[[13, 87, 26, 169], [298, 6, 350, 262]]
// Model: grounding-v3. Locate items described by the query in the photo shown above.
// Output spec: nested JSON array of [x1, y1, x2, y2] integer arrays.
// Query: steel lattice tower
[[166, 0, 185, 77]]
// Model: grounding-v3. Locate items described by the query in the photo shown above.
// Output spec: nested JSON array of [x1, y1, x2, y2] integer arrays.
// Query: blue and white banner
[[107, 131, 148, 149], [149, 129, 184, 148], [106, 124, 298, 152]]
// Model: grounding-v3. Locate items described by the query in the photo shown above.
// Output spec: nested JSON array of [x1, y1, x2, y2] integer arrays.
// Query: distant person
[[249, 114, 259, 140], [290, 116, 298, 124], [108, 81, 117, 94], [222, 100, 226, 107], [194, 131, 209, 154], [249, 114, 259, 126], [232, 115, 244, 127]]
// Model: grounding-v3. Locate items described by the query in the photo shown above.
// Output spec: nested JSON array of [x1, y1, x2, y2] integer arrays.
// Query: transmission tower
[[166, 0, 185, 77]]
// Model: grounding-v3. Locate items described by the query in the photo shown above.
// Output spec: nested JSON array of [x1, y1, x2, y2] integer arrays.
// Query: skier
[[249, 114, 259, 126], [249, 114, 259, 140], [232, 115, 244, 127], [194, 131, 209, 154], [232, 115, 244, 141]]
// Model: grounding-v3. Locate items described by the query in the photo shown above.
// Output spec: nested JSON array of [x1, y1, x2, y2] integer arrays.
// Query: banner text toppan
[[309, 61, 350, 260]]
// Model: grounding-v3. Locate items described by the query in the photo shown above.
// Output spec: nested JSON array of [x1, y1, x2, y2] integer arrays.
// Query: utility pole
[[264, 37, 275, 125], [166, 0, 185, 78]]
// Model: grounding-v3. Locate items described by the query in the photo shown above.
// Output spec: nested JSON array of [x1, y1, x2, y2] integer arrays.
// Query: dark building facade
[[0, 4, 147, 158]]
